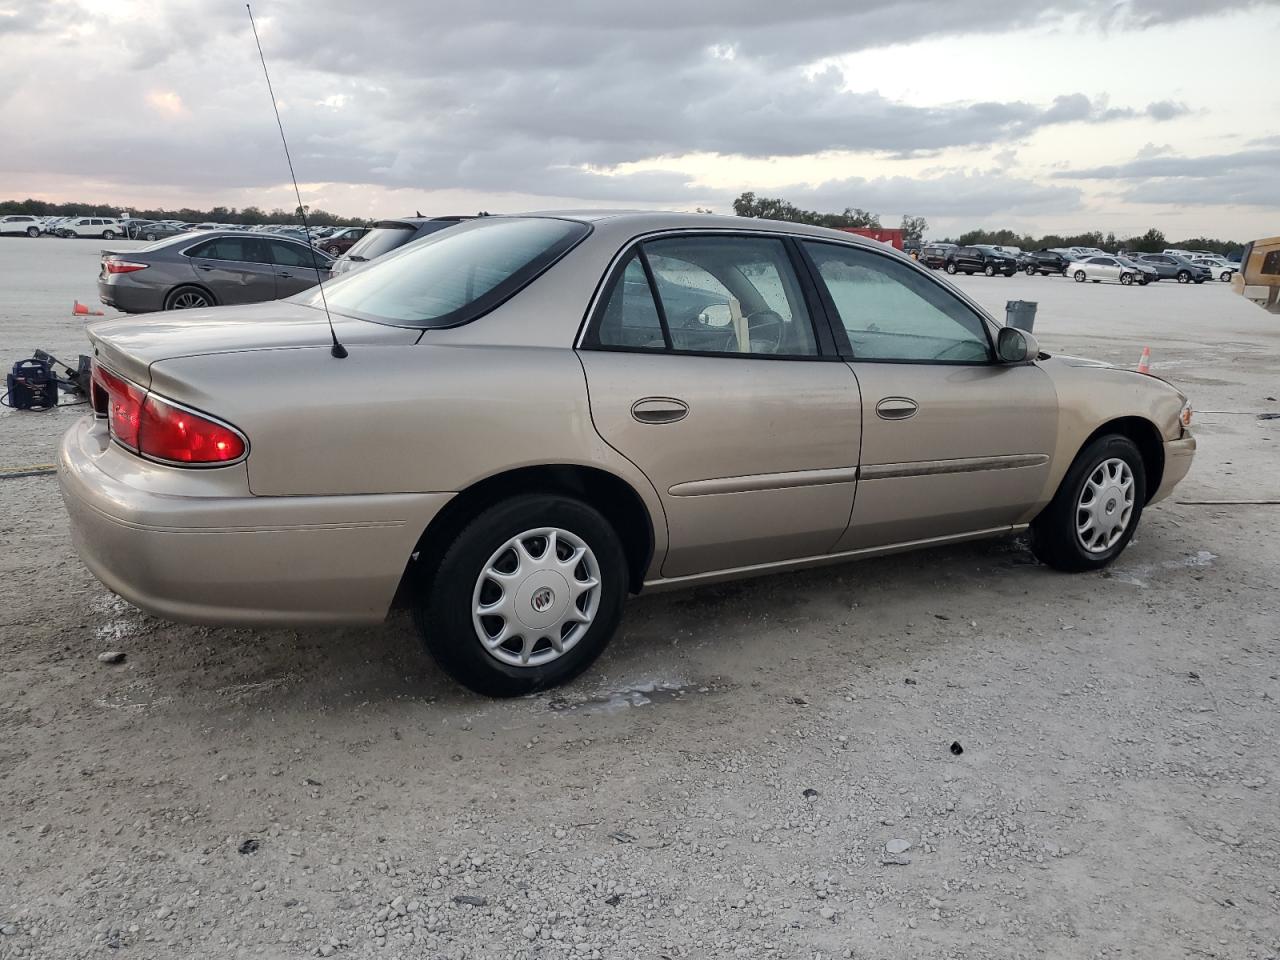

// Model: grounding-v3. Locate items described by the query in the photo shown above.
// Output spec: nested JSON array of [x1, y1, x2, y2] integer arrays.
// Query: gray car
[[98, 231, 333, 313]]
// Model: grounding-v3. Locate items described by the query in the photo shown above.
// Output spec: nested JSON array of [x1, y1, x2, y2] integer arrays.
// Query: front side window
[[803, 241, 992, 363], [312, 216, 589, 328]]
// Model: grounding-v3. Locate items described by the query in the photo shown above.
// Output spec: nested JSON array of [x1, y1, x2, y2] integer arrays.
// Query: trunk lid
[[87, 301, 419, 386]]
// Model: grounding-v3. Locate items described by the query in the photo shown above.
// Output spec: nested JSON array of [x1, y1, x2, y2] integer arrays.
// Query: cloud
[[1057, 145, 1280, 209], [0, 0, 1264, 213]]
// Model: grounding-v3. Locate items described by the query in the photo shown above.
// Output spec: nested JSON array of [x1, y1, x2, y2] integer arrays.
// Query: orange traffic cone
[[73, 300, 104, 317], [1136, 346, 1151, 374]]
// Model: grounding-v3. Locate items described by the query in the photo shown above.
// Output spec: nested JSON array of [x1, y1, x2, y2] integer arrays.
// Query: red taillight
[[90, 361, 245, 465], [104, 258, 148, 275], [138, 395, 245, 463]]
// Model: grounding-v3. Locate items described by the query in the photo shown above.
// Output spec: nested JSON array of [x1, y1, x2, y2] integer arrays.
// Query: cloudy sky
[[1, 0, 1277, 239]]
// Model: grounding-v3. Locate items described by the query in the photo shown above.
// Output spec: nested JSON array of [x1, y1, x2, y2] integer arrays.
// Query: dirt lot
[[1, 237, 1278, 960]]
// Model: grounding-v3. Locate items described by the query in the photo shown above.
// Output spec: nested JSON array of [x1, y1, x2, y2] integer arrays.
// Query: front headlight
[[1180, 399, 1193, 428]]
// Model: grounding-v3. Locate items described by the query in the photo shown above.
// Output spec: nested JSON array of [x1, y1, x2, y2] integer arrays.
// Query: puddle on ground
[[546, 679, 726, 715], [1107, 550, 1217, 588]]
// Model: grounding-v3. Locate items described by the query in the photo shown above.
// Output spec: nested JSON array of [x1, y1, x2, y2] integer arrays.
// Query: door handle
[[197, 265, 213, 271], [876, 397, 918, 421], [631, 397, 689, 424], [278, 271, 292, 278]]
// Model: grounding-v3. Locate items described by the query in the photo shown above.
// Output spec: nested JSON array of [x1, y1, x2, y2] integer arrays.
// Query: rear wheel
[[415, 494, 628, 697], [164, 286, 214, 310], [144, 232, 158, 241], [983, 264, 996, 277], [25, 226, 39, 238], [102, 230, 116, 239], [1025, 264, 1037, 276], [1031, 434, 1146, 572], [945, 262, 958, 274], [1074, 270, 1086, 282]]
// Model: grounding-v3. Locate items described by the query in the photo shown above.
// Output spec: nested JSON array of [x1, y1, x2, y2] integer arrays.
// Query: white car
[[1190, 257, 1236, 282], [0, 214, 44, 237], [58, 216, 126, 239], [1068, 255, 1142, 285]]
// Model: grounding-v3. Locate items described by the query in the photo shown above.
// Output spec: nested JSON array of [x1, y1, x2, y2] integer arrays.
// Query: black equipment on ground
[[4, 357, 59, 410]]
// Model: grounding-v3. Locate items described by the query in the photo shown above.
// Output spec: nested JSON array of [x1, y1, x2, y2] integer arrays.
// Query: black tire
[[983, 263, 996, 277], [325, 245, 341, 255], [964, 270, 973, 275], [1031, 434, 1146, 572], [1219, 272, 1232, 283], [1091, 279, 1101, 283], [1025, 264, 1037, 276], [415, 494, 628, 697], [1060, 266, 1070, 276], [145, 232, 158, 241], [26, 226, 39, 238], [164, 285, 215, 310], [1193, 277, 1205, 284], [1074, 270, 1086, 282], [102, 230, 116, 239], [1120, 272, 1133, 286], [1177, 270, 1190, 283], [945, 262, 958, 274]]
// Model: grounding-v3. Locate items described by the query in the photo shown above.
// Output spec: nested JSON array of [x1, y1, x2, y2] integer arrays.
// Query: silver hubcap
[[1076, 458, 1135, 553], [172, 292, 208, 309], [472, 527, 600, 668]]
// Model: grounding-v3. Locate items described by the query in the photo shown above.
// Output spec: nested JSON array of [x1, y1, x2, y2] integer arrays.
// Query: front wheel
[[1074, 270, 1086, 282], [1120, 272, 1133, 285], [1177, 270, 1190, 283], [1031, 434, 1146, 572], [1219, 272, 1233, 282], [416, 494, 628, 697]]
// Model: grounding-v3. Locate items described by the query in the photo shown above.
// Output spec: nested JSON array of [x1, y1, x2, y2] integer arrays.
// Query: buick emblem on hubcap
[[531, 587, 555, 613]]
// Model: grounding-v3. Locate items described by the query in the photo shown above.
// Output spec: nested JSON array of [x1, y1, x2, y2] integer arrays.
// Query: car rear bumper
[[1149, 435, 1196, 505], [58, 417, 453, 626], [98, 277, 166, 314]]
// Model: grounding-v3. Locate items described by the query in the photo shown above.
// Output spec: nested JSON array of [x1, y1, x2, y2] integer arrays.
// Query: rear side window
[[269, 241, 328, 268], [313, 217, 589, 328], [188, 237, 269, 263]]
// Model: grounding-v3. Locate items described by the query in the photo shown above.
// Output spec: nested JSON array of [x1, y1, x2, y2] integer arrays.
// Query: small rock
[[97, 651, 125, 664], [251, 880, 266, 893], [949, 741, 964, 756], [819, 907, 836, 920], [609, 831, 636, 844], [802, 788, 819, 801], [451, 895, 487, 907], [319, 946, 335, 958], [155, 906, 172, 920], [1, 924, 17, 936], [523, 926, 538, 940], [784, 696, 808, 705], [885, 838, 912, 855], [238, 838, 260, 855]]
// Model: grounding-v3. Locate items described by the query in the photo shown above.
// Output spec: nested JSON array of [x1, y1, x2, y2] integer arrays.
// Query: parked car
[[58, 216, 126, 239], [0, 214, 44, 237], [1068, 255, 1143, 285], [1135, 254, 1211, 284], [1189, 256, 1236, 282], [318, 226, 370, 257], [1116, 256, 1158, 285], [132, 222, 187, 242], [61, 212, 1196, 696], [944, 245, 1018, 276], [1022, 249, 1071, 276], [97, 231, 332, 313], [330, 216, 472, 276], [919, 242, 957, 269]]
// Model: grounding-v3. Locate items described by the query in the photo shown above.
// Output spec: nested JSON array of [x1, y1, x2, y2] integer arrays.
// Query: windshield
[[342, 224, 418, 261], [308, 217, 591, 328]]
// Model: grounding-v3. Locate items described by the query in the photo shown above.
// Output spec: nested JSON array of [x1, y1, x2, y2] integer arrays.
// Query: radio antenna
[[246, 3, 346, 358]]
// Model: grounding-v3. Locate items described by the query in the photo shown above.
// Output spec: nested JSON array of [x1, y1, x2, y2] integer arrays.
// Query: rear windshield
[[309, 217, 591, 328], [342, 223, 419, 262], [138, 233, 196, 252]]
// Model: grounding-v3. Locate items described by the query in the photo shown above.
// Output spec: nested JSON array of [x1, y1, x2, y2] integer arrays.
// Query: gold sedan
[[59, 212, 1195, 696]]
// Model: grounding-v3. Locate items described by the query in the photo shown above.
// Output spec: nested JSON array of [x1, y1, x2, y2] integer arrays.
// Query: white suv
[[58, 216, 126, 239], [0, 215, 44, 237]]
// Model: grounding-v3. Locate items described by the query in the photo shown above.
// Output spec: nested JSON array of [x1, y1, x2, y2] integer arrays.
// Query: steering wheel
[[745, 310, 785, 353]]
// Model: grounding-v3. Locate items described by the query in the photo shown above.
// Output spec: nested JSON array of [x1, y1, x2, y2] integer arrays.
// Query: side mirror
[[697, 303, 733, 327], [997, 326, 1039, 363]]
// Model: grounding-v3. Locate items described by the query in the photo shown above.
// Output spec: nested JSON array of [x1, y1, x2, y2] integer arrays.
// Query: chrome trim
[[669, 465, 859, 497], [860, 453, 1049, 481], [643, 525, 1026, 592]]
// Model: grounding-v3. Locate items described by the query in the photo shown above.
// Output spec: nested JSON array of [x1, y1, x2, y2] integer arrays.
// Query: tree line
[[0, 197, 370, 227], [730, 192, 1242, 255]]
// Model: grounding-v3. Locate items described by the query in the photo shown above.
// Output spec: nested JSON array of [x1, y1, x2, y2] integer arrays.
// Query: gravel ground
[[1, 237, 1278, 960]]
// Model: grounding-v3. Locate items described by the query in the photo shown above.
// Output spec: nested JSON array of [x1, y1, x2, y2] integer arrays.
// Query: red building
[[837, 227, 904, 251]]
